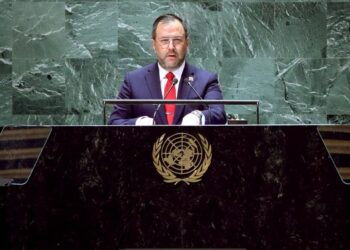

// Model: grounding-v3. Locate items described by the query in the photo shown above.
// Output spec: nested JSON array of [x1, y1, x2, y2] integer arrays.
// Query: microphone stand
[[185, 75, 212, 124]]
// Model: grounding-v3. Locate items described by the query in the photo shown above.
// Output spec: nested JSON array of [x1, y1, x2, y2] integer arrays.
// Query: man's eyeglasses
[[157, 37, 185, 48]]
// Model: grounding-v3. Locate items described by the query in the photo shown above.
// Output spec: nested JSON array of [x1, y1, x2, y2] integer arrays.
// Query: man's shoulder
[[186, 63, 216, 79], [127, 63, 157, 77], [187, 63, 216, 77]]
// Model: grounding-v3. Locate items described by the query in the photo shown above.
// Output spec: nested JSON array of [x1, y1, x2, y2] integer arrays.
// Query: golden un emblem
[[152, 133, 212, 185]]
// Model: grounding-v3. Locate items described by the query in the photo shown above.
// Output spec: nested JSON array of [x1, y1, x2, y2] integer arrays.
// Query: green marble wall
[[0, 0, 349, 125]]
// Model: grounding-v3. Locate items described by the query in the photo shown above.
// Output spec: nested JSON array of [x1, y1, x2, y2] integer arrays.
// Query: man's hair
[[152, 13, 188, 39]]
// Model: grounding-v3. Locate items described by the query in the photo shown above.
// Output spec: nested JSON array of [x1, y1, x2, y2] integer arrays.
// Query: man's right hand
[[135, 116, 154, 125]]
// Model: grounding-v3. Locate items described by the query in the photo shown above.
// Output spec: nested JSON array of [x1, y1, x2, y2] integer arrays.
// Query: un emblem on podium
[[152, 133, 212, 185]]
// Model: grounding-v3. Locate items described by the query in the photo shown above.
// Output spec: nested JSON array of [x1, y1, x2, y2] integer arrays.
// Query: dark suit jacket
[[108, 62, 226, 125]]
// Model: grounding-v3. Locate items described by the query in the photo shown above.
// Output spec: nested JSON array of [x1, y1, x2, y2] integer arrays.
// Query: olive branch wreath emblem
[[152, 133, 212, 185]]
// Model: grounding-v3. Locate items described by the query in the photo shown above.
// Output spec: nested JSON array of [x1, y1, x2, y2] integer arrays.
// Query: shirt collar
[[158, 61, 186, 82]]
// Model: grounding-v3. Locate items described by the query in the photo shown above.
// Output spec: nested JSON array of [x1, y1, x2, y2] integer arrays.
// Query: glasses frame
[[157, 36, 186, 48]]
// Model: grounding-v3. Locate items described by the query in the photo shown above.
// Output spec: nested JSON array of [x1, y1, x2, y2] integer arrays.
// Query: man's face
[[152, 20, 189, 71]]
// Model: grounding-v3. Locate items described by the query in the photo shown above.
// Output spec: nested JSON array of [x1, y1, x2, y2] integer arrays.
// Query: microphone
[[152, 78, 178, 124], [185, 75, 211, 124]]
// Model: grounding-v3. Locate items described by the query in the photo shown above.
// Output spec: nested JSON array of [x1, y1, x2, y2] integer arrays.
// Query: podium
[[0, 126, 349, 249]]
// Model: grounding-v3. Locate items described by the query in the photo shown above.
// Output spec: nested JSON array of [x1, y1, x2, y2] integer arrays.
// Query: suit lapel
[[145, 63, 162, 99], [173, 63, 194, 124], [144, 63, 167, 124]]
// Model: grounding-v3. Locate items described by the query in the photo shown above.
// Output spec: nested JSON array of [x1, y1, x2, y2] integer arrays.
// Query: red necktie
[[164, 72, 176, 124]]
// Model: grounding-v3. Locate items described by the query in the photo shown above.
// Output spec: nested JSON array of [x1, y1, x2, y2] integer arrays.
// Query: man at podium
[[108, 13, 226, 125]]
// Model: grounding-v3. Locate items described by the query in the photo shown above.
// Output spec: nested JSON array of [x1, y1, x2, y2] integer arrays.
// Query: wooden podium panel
[[0, 126, 349, 249]]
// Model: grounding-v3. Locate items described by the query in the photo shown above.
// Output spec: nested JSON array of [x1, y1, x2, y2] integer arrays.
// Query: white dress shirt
[[158, 61, 185, 98]]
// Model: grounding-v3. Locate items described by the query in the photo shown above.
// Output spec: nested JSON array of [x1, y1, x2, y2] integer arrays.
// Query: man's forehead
[[156, 23, 185, 38], [157, 20, 184, 30]]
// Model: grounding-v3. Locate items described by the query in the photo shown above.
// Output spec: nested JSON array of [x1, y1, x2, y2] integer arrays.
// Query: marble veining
[[0, 1, 349, 125]]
